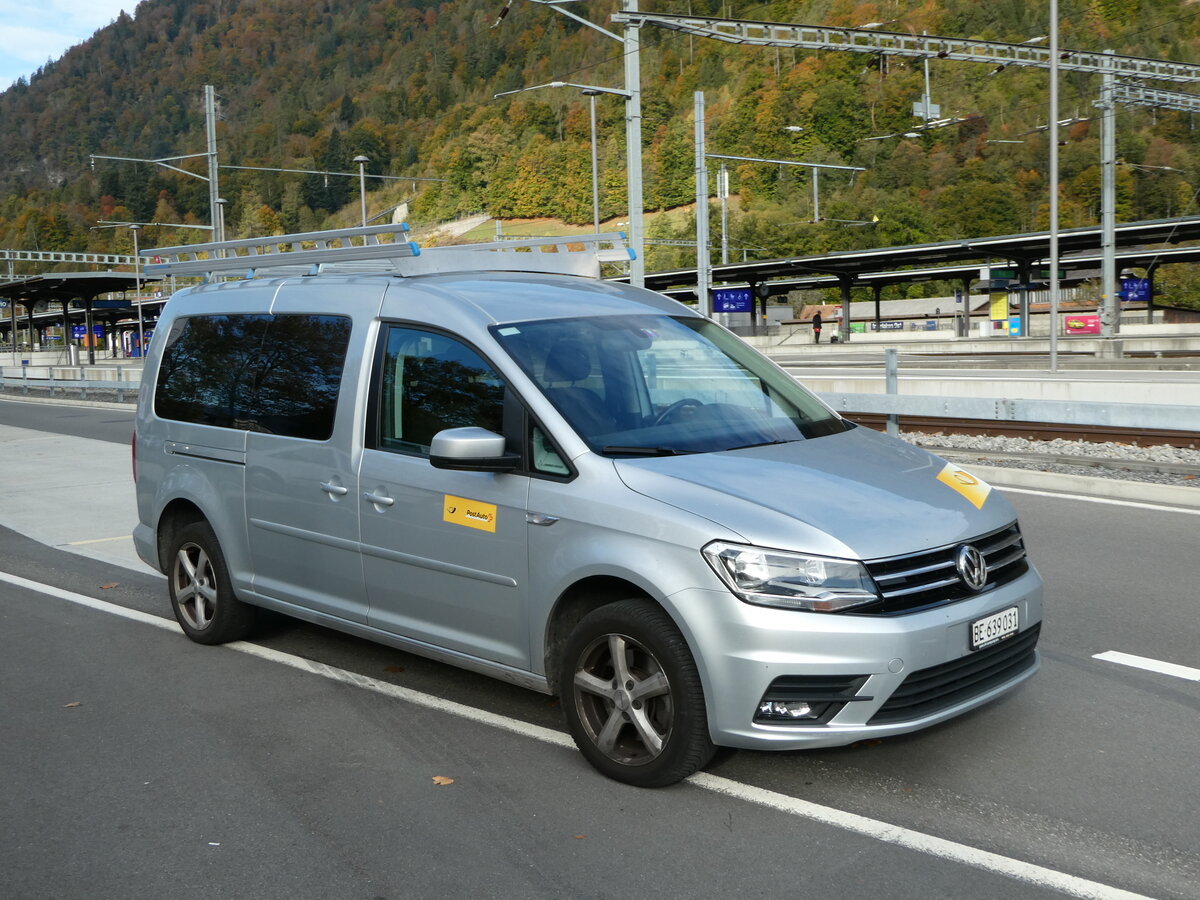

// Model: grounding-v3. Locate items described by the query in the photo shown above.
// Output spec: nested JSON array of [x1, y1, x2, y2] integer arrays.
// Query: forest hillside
[[3, 0, 1200, 305]]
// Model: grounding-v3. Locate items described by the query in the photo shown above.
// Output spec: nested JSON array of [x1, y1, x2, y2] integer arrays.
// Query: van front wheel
[[560, 600, 716, 787], [167, 521, 255, 645]]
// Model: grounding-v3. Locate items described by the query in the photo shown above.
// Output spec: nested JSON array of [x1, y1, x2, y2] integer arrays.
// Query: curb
[[963, 463, 1200, 511]]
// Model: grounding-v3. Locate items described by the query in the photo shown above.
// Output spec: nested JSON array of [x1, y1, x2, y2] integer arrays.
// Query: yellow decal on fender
[[937, 463, 992, 510], [443, 495, 497, 533]]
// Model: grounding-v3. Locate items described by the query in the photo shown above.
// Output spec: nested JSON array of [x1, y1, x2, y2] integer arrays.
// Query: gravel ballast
[[905, 432, 1200, 490]]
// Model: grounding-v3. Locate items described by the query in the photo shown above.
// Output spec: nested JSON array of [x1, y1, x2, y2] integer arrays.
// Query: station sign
[[1120, 277, 1151, 303], [871, 320, 904, 331], [71, 325, 105, 339], [712, 288, 753, 313]]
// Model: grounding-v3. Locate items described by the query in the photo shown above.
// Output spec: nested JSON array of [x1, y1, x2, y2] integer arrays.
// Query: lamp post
[[353, 155, 370, 226], [130, 225, 144, 360], [214, 198, 228, 257], [581, 90, 602, 233], [493, 82, 632, 240], [516, 1, 645, 286]]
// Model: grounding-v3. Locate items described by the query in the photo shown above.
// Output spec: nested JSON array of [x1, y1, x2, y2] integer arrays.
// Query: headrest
[[542, 339, 592, 384]]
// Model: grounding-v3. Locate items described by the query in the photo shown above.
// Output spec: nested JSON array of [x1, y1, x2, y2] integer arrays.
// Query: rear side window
[[155, 313, 352, 440]]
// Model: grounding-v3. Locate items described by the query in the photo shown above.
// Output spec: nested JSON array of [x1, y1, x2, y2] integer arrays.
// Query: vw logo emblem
[[956, 544, 988, 591]]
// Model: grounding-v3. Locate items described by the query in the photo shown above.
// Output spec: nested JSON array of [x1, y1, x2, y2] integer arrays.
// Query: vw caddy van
[[133, 228, 1042, 787]]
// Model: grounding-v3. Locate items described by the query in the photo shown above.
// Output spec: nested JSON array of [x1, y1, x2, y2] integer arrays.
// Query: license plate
[[971, 606, 1019, 650]]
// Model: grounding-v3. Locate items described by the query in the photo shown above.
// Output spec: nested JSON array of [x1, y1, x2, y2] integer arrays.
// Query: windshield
[[493, 314, 850, 455]]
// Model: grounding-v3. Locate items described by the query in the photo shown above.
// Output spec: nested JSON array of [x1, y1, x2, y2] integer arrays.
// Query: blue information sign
[[1120, 277, 1151, 303], [712, 288, 753, 313]]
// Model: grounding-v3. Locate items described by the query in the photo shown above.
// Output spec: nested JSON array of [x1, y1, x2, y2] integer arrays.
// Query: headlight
[[702, 541, 879, 612]]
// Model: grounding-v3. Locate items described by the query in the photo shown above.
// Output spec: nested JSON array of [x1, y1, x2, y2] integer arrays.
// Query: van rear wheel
[[560, 600, 716, 787], [168, 521, 255, 645]]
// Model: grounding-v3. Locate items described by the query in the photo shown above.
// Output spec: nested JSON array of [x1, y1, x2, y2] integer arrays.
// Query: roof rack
[[143, 224, 418, 279], [143, 225, 634, 281]]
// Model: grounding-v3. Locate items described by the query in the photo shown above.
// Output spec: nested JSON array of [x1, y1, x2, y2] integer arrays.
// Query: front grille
[[861, 522, 1030, 615], [761, 674, 871, 703], [868, 623, 1040, 725]]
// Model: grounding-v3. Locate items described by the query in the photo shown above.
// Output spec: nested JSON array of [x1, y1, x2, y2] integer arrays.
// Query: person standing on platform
[[812, 310, 822, 343]]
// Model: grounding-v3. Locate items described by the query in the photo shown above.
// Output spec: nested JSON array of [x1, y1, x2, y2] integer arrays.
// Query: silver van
[[133, 227, 1042, 787]]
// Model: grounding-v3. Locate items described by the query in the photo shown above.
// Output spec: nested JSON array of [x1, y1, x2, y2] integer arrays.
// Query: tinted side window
[[376, 326, 504, 455], [155, 314, 352, 440]]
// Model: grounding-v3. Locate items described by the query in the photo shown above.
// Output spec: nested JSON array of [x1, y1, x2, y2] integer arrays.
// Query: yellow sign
[[989, 292, 1009, 322], [443, 495, 497, 532], [936, 463, 992, 510]]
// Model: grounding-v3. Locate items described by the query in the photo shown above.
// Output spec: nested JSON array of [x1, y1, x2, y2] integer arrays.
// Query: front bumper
[[672, 565, 1044, 750]]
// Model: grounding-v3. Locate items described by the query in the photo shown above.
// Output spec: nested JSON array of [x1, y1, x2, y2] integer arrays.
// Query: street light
[[581, 90, 602, 233], [493, 82, 632, 238], [353, 155, 370, 226], [509, 1, 645, 286]]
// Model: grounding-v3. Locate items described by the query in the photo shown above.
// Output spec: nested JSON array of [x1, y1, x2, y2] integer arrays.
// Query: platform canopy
[[0, 271, 158, 308]]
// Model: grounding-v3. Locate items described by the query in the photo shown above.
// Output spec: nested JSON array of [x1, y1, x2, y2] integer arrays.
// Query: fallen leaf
[[384, 665, 405, 673], [432, 775, 454, 786], [63, 701, 82, 708], [100, 583, 119, 590]]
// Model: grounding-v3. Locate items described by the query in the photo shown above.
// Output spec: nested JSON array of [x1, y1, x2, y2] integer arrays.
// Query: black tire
[[167, 521, 255, 645], [560, 599, 717, 787]]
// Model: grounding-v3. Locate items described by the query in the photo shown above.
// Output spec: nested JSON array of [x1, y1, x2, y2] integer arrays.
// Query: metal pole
[[204, 85, 223, 243], [1099, 50, 1119, 340], [1049, 1, 1060, 370], [885, 348, 899, 437], [694, 91, 711, 317], [354, 155, 369, 227], [720, 162, 729, 264], [7, 254, 15, 365], [623, 0, 646, 287], [585, 92, 601, 232], [131, 225, 145, 360], [812, 168, 820, 222]]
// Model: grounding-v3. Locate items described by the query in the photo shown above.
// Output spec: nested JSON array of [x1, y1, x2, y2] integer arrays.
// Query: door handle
[[362, 491, 395, 508], [320, 481, 349, 497]]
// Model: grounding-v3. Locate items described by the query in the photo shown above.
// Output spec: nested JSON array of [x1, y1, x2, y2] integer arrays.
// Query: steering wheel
[[653, 397, 704, 426]]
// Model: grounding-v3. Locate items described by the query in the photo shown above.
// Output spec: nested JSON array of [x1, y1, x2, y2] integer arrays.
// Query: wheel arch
[[155, 498, 208, 572], [543, 575, 664, 692]]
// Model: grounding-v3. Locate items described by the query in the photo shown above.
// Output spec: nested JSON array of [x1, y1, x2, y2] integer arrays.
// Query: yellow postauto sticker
[[936, 463, 992, 509], [443, 495, 498, 533]]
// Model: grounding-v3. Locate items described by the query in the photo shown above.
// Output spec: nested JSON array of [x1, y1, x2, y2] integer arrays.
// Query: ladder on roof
[[143, 224, 634, 281]]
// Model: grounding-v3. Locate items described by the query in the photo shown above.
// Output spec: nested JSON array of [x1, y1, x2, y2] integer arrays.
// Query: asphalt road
[[2, 399, 1198, 899]]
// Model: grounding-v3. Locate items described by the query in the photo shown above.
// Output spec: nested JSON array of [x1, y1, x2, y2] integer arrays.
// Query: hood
[[614, 426, 1016, 561]]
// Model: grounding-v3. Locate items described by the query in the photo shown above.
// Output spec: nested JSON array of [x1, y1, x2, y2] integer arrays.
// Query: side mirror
[[429, 427, 519, 472]]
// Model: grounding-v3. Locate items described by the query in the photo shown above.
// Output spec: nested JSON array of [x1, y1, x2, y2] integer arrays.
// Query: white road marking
[[997, 486, 1200, 516], [66, 535, 135, 546], [1094, 650, 1200, 682], [0, 568, 1156, 900]]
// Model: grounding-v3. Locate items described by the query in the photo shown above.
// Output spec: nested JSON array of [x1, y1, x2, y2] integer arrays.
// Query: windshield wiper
[[724, 439, 796, 451], [602, 445, 692, 457]]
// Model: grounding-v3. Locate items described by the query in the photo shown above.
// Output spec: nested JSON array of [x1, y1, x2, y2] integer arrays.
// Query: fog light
[[755, 698, 831, 723]]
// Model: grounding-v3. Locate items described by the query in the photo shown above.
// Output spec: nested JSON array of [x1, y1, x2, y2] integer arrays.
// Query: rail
[[1, 366, 140, 403], [4, 364, 1197, 437]]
